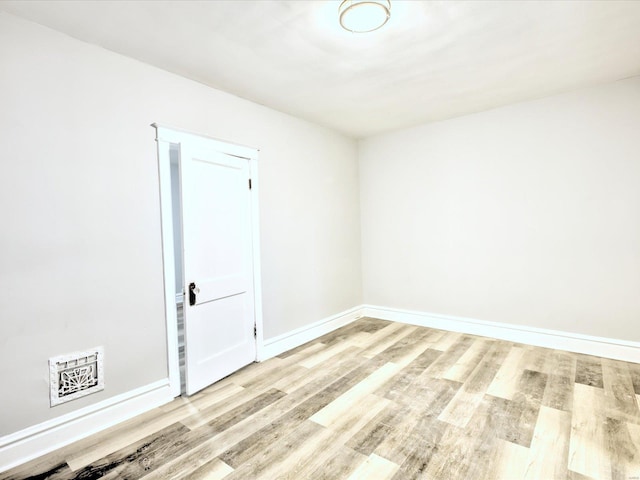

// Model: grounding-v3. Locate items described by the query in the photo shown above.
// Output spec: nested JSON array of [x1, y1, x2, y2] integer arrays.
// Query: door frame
[[153, 124, 264, 397]]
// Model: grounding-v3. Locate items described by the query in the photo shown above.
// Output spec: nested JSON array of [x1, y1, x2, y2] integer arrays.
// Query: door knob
[[188, 282, 199, 306]]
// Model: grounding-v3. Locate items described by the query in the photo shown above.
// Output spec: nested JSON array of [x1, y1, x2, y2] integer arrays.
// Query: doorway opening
[[169, 144, 187, 394], [154, 125, 264, 397]]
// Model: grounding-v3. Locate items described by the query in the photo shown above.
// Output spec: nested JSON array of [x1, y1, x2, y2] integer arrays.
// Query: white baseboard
[[0, 379, 174, 473], [363, 305, 640, 363], [259, 306, 363, 360]]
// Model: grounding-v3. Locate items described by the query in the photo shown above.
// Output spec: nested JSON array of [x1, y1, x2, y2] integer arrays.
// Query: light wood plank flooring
[[3, 318, 640, 480]]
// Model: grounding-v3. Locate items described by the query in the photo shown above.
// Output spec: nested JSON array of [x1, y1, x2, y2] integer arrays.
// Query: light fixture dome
[[339, 0, 391, 33]]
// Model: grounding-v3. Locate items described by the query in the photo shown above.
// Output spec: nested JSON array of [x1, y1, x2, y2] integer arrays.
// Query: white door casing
[[154, 125, 263, 397]]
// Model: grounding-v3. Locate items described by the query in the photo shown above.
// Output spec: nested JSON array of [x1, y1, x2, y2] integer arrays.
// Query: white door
[[179, 137, 256, 395]]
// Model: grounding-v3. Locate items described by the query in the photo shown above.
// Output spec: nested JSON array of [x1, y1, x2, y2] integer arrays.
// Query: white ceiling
[[2, 0, 640, 138]]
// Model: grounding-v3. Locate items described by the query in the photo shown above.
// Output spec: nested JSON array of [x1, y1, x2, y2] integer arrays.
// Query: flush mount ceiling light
[[339, 0, 391, 33]]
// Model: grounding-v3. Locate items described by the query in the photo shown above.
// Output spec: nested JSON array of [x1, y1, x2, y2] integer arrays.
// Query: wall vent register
[[49, 347, 104, 406]]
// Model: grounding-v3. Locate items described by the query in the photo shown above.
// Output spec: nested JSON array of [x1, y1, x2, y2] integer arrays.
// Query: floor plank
[[486, 346, 526, 400], [347, 453, 399, 480], [568, 383, 611, 480], [523, 405, 571, 480]]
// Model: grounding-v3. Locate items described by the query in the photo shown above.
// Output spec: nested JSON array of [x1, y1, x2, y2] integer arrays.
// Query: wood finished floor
[[3, 317, 640, 480]]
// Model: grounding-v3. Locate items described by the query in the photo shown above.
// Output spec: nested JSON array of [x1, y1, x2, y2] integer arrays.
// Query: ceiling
[[2, 0, 640, 138]]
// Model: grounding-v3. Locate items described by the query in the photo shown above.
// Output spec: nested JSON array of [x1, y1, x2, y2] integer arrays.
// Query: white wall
[[0, 12, 361, 436], [360, 76, 640, 342]]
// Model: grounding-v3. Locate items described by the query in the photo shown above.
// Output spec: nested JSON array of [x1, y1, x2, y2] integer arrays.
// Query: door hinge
[[248, 178, 252, 190], [253, 324, 257, 337]]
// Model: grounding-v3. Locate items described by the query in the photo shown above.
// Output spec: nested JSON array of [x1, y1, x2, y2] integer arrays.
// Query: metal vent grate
[[49, 347, 104, 406]]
